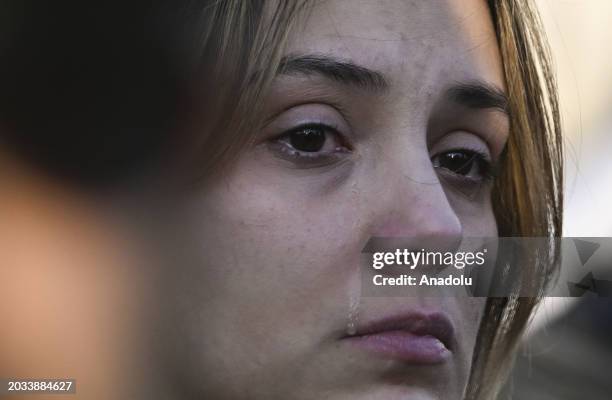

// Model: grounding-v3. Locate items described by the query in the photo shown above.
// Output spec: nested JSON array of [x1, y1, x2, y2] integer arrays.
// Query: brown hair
[[467, 1, 563, 398], [175, 0, 310, 181]]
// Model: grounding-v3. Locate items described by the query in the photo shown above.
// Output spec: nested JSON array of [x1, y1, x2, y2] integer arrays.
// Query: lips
[[342, 311, 455, 364]]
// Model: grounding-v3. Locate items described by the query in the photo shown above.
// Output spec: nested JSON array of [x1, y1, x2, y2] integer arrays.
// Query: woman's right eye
[[286, 125, 329, 152], [268, 123, 351, 163]]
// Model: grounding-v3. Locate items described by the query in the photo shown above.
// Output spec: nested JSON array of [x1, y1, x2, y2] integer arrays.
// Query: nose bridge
[[371, 150, 463, 251]]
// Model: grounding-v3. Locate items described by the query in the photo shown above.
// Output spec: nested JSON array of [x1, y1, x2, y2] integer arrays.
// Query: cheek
[[456, 296, 487, 373], [450, 192, 498, 238], [198, 182, 361, 280], [198, 156, 365, 261], [185, 169, 365, 334]]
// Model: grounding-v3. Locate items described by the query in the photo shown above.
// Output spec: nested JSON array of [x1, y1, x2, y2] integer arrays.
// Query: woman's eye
[[269, 123, 351, 163], [287, 125, 328, 152], [431, 149, 493, 181]]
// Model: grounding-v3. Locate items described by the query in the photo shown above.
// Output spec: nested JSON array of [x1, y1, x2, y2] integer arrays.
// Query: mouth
[[341, 311, 455, 364]]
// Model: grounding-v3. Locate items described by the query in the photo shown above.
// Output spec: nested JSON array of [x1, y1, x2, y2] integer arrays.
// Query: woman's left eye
[[431, 149, 494, 182], [269, 123, 350, 161]]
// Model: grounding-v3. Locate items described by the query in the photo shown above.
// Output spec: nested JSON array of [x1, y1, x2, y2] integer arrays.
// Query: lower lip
[[345, 331, 451, 364]]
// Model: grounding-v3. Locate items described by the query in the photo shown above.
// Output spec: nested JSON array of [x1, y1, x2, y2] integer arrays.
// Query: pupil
[[289, 127, 326, 152], [442, 152, 473, 175]]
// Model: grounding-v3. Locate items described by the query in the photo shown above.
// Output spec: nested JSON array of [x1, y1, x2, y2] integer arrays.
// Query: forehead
[[286, 0, 504, 96]]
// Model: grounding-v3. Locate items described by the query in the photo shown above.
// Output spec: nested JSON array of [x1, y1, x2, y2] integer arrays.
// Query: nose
[[368, 156, 463, 253]]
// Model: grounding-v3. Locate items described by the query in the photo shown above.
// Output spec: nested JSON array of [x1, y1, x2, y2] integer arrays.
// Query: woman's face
[[168, 0, 509, 399]]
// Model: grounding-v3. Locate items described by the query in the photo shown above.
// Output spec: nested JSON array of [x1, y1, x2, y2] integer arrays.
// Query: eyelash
[[432, 147, 498, 186]]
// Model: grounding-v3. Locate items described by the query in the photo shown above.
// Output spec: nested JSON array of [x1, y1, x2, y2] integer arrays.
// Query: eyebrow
[[445, 82, 509, 115], [278, 54, 389, 92], [277, 54, 509, 115]]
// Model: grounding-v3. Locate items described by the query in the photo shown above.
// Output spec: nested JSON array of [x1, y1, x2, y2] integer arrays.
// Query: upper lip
[[344, 310, 456, 351]]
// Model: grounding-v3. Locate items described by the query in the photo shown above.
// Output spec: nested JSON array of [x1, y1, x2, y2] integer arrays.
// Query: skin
[[160, 1, 510, 399]]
